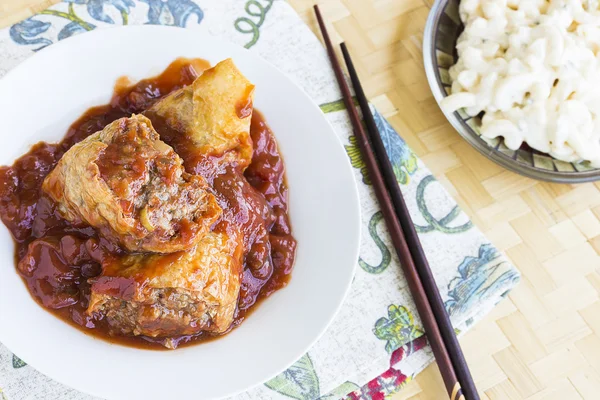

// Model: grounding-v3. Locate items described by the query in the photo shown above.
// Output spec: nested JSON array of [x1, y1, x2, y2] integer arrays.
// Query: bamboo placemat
[[2, 0, 600, 399]]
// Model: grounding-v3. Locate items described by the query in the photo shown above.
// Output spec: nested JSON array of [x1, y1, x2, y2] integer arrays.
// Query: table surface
[[2, 0, 600, 399]]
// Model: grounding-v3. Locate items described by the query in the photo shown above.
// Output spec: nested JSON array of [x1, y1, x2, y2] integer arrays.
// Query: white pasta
[[441, 0, 600, 166]]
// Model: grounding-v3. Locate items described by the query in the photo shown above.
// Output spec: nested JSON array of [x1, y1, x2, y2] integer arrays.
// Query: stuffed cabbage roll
[[42, 114, 221, 253], [87, 231, 243, 347], [145, 59, 255, 174]]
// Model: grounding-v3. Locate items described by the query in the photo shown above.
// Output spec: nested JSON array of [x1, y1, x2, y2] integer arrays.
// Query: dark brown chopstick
[[313, 5, 465, 400], [340, 43, 480, 400]]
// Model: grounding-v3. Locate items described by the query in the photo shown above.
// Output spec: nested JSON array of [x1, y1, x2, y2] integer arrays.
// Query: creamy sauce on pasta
[[442, 0, 600, 166]]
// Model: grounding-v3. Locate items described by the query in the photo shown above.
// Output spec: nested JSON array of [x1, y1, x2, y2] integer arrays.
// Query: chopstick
[[313, 5, 470, 400], [339, 44, 481, 400]]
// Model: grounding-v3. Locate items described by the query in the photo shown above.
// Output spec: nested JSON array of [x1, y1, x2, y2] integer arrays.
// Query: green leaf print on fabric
[[264, 354, 319, 399], [345, 135, 371, 185], [414, 175, 473, 234], [39, 3, 96, 32], [359, 211, 391, 274], [12, 354, 26, 369], [387, 375, 414, 397], [373, 305, 424, 354], [318, 381, 360, 400], [234, 0, 274, 49], [324, 102, 418, 187], [319, 98, 358, 114], [0, 387, 7, 400], [265, 355, 359, 399]]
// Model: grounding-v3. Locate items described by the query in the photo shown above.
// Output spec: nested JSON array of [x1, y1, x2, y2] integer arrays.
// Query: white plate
[[0, 26, 360, 400]]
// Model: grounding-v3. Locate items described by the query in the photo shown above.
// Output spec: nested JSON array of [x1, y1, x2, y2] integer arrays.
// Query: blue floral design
[[342, 105, 418, 186], [445, 244, 520, 316], [10, 0, 204, 50], [142, 0, 203, 26], [58, 21, 91, 40], [65, 0, 135, 24], [372, 107, 418, 185], [9, 18, 52, 50]]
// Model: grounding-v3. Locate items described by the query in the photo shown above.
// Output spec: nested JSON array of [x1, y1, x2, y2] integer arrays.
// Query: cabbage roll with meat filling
[[145, 59, 255, 175], [42, 115, 221, 253], [87, 231, 243, 348]]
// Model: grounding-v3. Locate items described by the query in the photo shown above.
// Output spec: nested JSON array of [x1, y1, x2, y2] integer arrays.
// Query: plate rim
[[0, 24, 361, 399]]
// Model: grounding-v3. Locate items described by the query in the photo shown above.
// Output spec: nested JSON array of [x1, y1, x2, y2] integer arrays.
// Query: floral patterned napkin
[[0, 1, 520, 399]]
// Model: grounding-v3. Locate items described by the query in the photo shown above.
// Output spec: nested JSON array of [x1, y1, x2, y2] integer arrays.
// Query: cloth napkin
[[0, 1, 520, 399]]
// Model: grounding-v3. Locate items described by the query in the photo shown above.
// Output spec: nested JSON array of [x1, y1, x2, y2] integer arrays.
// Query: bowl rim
[[423, 0, 600, 183]]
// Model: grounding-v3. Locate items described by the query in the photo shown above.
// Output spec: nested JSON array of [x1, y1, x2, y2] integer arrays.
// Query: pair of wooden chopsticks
[[313, 5, 479, 400]]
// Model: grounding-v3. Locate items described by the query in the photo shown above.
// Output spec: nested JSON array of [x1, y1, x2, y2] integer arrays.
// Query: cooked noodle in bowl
[[441, 0, 600, 167]]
